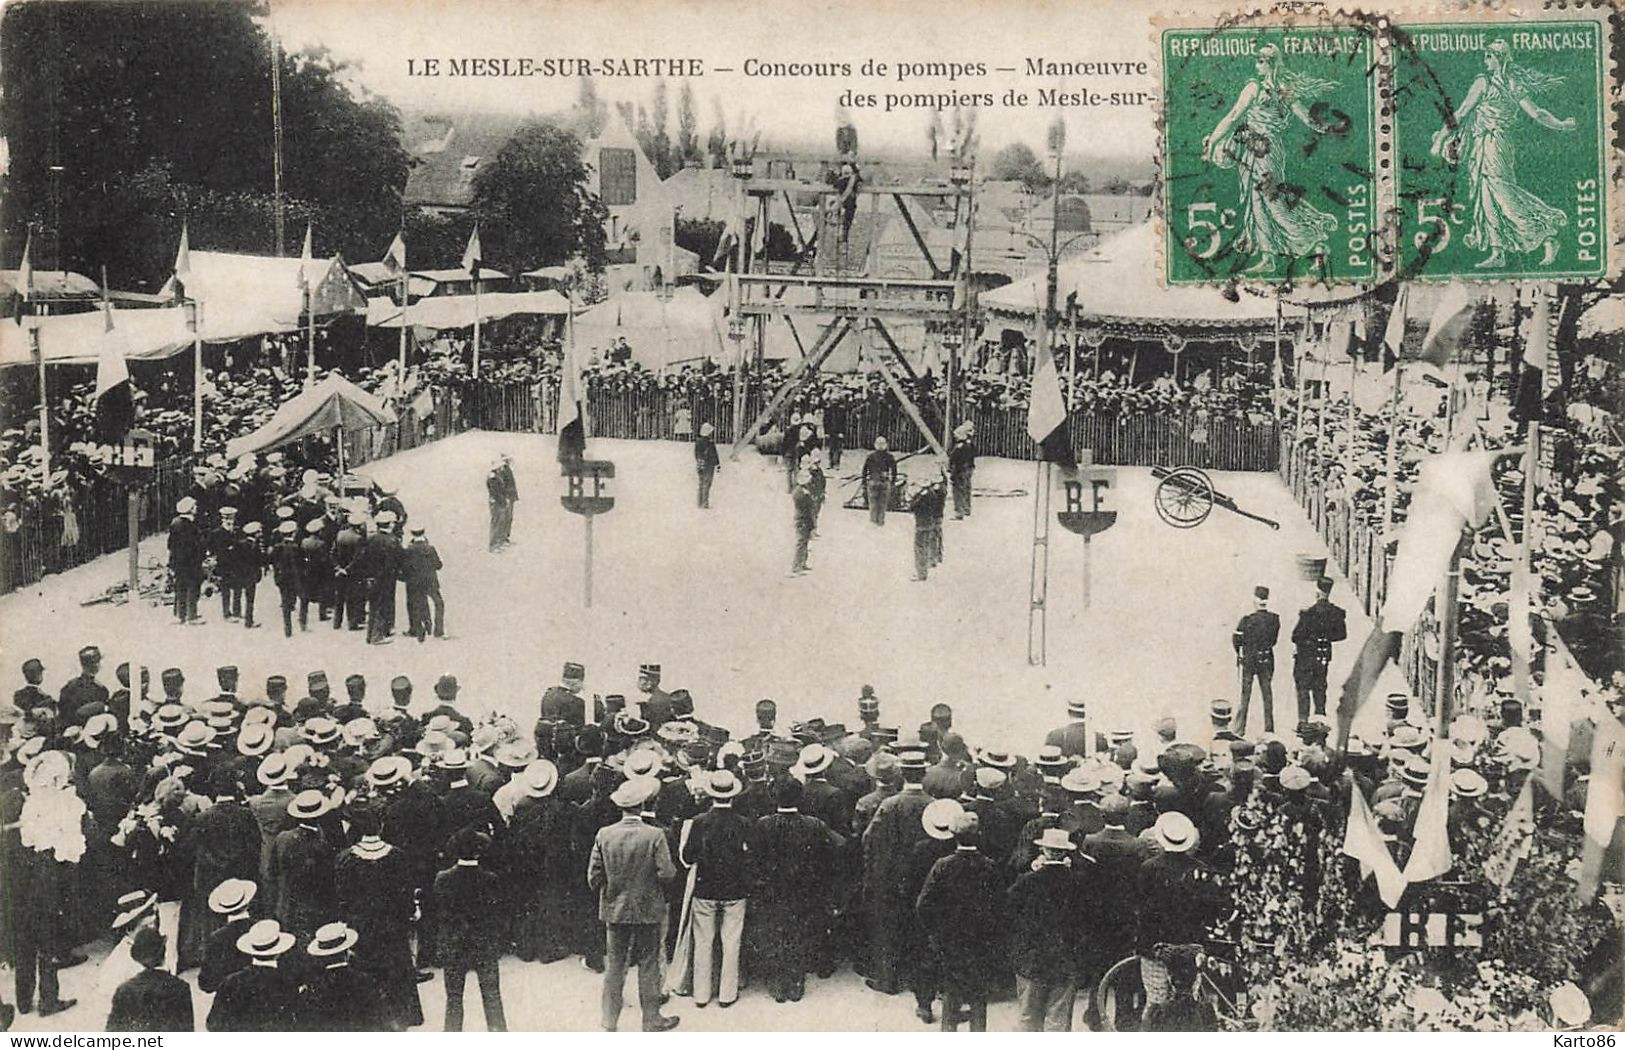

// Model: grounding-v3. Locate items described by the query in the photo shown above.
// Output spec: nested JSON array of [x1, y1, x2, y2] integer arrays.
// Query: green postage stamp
[[1161, 22, 1380, 286], [1394, 17, 1611, 282], [1160, 8, 1615, 286]]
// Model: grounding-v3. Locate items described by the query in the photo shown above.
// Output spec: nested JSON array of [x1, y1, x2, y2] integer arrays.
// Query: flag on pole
[[556, 310, 586, 464], [1342, 784, 1409, 907], [1540, 643, 1592, 798], [172, 223, 192, 302], [93, 271, 134, 443], [461, 225, 483, 279], [383, 231, 407, 275], [1578, 716, 1625, 900], [1381, 283, 1409, 366], [11, 230, 32, 323], [1026, 342, 1072, 465], [1416, 282, 1474, 368], [1483, 775, 1535, 888], [1336, 450, 1498, 740], [1402, 740, 1455, 885], [1514, 283, 1551, 421]]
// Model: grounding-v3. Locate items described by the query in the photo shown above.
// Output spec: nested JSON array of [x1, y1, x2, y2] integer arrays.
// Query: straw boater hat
[[611, 776, 659, 809], [237, 919, 296, 959], [287, 789, 330, 821], [794, 743, 835, 777], [237, 724, 275, 758], [301, 718, 341, 746], [1450, 768, 1488, 799], [705, 769, 744, 800], [1033, 827, 1076, 853], [366, 756, 412, 789], [175, 721, 218, 756], [307, 922, 359, 958], [256, 753, 294, 788], [922, 797, 965, 841], [523, 760, 559, 798], [624, 749, 663, 778], [977, 749, 1016, 769], [1151, 812, 1199, 854], [113, 890, 159, 932], [208, 879, 257, 916]]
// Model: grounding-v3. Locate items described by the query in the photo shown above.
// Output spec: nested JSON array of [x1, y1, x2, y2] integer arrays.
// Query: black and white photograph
[[0, 0, 1621, 1034]]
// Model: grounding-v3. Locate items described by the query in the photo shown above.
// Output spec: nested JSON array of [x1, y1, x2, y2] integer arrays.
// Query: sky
[[271, 0, 1165, 164]]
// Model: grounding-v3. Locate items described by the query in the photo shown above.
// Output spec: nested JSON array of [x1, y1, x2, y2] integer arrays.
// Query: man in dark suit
[[422, 675, 474, 737], [168, 497, 206, 623], [199, 879, 257, 994], [1232, 585, 1281, 735], [1043, 701, 1090, 759], [303, 922, 389, 1032], [365, 512, 403, 644], [330, 512, 367, 632], [12, 657, 51, 718], [206, 919, 301, 1031], [59, 645, 110, 725], [588, 778, 680, 1032], [401, 527, 446, 642], [753, 778, 845, 1002], [1291, 576, 1347, 720], [270, 520, 304, 635], [1006, 828, 1091, 1031], [679, 770, 755, 1008], [915, 811, 1004, 1032], [948, 422, 978, 519], [694, 422, 720, 509], [791, 470, 817, 575], [107, 928, 193, 1032], [862, 750, 933, 996], [433, 829, 507, 1031], [540, 662, 596, 726]]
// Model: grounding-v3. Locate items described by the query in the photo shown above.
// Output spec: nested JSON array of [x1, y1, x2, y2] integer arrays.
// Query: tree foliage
[[989, 142, 1051, 193], [470, 121, 607, 273], [0, 1, 408, 288]]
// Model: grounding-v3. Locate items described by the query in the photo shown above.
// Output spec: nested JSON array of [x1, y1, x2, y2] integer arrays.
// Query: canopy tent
[[571, 287, 730, 369], [161, 250, 366, 342], [365, 289, 573, 330], [981, 221, 1283, 329], [0, 307, 193, 368], [225, 373, 396, 460]]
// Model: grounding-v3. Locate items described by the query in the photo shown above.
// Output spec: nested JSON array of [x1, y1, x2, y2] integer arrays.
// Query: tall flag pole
[[298, 223, 315, 388], [173, 223, 202, 453], [462, 225, 483, 378], [1380, 283, 1409, 540], [556, 274, 586, 464], [93, 266, 134, 444], [19, 231, 50, 483]]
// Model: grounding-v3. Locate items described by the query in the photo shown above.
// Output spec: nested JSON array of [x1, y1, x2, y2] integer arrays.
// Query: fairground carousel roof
[[980, 221, 1286, 330]]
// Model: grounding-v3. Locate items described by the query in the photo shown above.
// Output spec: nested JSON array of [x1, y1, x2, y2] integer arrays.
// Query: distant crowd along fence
[[1280, 429, 1444, 712], [0, 379, 1279, 596]]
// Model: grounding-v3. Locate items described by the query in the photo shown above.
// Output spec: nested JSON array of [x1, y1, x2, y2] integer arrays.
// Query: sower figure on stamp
[[1231, 584, 1280, 735], [1291, 576, 1346, 720]]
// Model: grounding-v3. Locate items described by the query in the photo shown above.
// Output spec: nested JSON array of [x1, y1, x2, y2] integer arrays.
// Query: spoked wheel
[[1093, 956, 1147, 1032], [1154, 465, 1215, 529]]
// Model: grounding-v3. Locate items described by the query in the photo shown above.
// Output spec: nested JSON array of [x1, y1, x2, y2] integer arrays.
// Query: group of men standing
[[1230, 578, 1347, 735], [165, 460, 444, 645]]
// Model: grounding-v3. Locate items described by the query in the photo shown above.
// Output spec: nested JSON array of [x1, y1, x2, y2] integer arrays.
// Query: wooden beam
[[872, 348, 946, 458], [869, 316, 923, 383], [728, 316, 852, 460], [890, 194, 945, 279], [740, 301, 956, 318], [781, 191, 811, 252], [746, 179, 968, 198], [738, 273, 956, 291]]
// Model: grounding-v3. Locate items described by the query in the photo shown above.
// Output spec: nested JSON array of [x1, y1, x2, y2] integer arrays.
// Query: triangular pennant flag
[[1343, 784, 1409, 908], [93, 269, 134, 444], [1382, 284, 1409, 368], [383, 231, 407, 275], [461, 225, 483, 279], [557, 308, 586, 464], [17, 230, 33, 301], [1541, 643, 1589, 798], [1026, 343, 1071, 465], [172, 223, 191, 302], [1515, 284, 1551, 421], [1483, 775, 1535, 888], [297, 224, 313, 292], [1402, 739, 1455, 885], [1379, 451, 1498, 632]]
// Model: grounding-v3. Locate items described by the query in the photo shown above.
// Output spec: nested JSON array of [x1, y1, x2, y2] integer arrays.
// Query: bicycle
[[1093, 940, 1249, 1032]]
